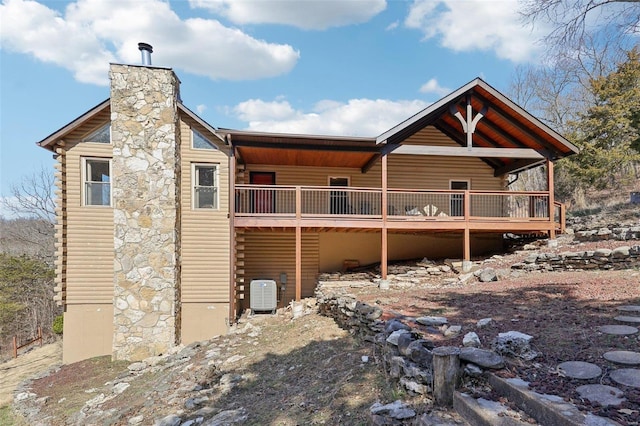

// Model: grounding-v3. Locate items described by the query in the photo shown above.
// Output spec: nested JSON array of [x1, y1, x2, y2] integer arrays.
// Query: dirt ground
[[5, 234, 640, 424], [22, 313, 464, 425], [0, 340, 62, 407], [354, 249, 640, 424]]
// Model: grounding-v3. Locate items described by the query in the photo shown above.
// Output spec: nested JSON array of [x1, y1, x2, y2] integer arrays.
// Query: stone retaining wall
[[315, 282, 436, 396], [573, 226, 640, 242], [314, 282, 517, 405], [512, 245, 640, 272]]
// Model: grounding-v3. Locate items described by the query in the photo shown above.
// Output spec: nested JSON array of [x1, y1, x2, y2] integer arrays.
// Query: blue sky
[[0, 0, 550, 211]]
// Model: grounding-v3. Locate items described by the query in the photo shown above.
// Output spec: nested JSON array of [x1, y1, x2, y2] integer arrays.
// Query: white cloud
[[386, 20, 399, 31], [0, 0, 300, 85], [419, 78, 450, 96], [232, 97, 430, 136], [404, 0, 545, 62], [196, 104, 207, 115], [190, 0, 387, 30]]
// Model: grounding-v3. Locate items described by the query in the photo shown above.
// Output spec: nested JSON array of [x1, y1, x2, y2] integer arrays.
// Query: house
[[38, 49, 578, 363]]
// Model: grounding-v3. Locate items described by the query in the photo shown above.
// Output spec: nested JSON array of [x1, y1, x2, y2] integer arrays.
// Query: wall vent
[[250, 279, 277, 313]]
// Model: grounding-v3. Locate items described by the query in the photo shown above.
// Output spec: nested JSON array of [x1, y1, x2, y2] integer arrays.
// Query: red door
[[250, 172, 275, 213]]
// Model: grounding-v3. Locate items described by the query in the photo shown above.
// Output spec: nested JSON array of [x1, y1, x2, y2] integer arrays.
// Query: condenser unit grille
[[250, 279, 277, 313]]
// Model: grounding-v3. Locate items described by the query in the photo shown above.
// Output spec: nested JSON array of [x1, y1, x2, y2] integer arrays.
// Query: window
[[84, 158, 111, 206], [193, 164, 218, 209], [192, 129, 218, 150], [82, 123, 111, 143]]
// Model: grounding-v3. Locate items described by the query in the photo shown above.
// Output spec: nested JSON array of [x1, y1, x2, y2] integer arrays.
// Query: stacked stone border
[[512, 245, 640, 272], [573, 226, 640, 242], [314, 283, 506, 401]]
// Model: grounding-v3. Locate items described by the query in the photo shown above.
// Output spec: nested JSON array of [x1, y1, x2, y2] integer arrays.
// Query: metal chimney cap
[[138, 42, 153, 53], [138, 42, 153, 65]]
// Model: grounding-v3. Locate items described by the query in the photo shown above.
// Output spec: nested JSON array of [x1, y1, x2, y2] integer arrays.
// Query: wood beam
[[393, 145, 545, 159], [295, 187, 302, 301], [433, 121, 502, 170], [233, 140, 380, 153], [381, 154, 388, 280], [494, 159, 544, 177], [228, 147, 236, 324], [463, 190, 471, 261], [547, 159, 556, 239], [295, 226, 301, 301], [473, 92, 561, 155], [361, 153, 381, 173]]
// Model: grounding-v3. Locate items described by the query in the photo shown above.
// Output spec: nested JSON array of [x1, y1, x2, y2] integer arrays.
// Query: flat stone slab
[[610, 368, 640, 388], [416, 316, 448, 326], [597, 325, 638, 335], [617, 305, 640, 313], [576, 384, 626, 407], [614, 315, 640, 324], [603, 351, 640, 365], [459, 347, 505, 369], [557, 361, 602, 379]]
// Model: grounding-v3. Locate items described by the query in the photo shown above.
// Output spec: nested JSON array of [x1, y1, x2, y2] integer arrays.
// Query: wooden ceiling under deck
[[234, 217, 555, 234]]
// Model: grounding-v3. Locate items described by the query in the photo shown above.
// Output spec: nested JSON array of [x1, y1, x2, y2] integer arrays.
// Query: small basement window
[[82, 123, 111, 144], [193, 164, 218, 209], [83, 158, 111, 206], [192, 129, 218, 150]]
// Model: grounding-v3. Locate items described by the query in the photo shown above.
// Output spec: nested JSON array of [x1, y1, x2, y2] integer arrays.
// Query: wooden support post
[[463, 228, 470, 262], [13, 335, 17, 359], [547, 159, 556, 239], [228, 143, 236, 324], [295, 186, 302, 301], [463, 190, 471, 264], [381, 154, 388, 280], [432, 346, 461, 407]]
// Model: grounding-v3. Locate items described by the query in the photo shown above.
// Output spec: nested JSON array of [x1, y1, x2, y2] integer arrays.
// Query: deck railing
[[235, 185, 556, 223]]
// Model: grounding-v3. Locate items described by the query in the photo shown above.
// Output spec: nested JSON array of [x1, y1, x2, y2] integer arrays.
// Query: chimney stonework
[[110, 64, 181, 361]]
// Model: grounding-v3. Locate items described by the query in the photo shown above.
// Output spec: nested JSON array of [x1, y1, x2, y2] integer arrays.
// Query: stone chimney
[[110, 63, 181, 361]]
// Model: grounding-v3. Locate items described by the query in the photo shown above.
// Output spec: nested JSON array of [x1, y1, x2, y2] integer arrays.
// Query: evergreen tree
[[565, 48, 640, 190]]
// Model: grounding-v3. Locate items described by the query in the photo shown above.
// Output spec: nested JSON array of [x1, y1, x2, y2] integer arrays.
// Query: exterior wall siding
[[242, 232, 319, 310], [63, 139, 114, 305], [179, 119, 231, 341], [60, 120, 114, 362], [319, 232, 502, 272]]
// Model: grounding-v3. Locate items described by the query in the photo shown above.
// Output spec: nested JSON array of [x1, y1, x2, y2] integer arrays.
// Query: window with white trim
[[193, 164, 218, 209], [192, 129, 218, 150], [82, 123, 111, 144], [83, 158, 111, 206]]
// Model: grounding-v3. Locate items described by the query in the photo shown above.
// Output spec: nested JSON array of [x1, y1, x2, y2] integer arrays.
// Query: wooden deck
[[231, 183, 565, 305], [234, 184, 563, 233]]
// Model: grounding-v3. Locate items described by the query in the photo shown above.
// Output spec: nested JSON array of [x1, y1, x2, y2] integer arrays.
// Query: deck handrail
[[553, 201, 566, 233], [234, 185, 554, 222]]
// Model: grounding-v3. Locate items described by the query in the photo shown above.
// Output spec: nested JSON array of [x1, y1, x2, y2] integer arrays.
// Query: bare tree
[[0, 166, 55, 263], [520, 0, 640, 56], [2, 165, 55, 221]]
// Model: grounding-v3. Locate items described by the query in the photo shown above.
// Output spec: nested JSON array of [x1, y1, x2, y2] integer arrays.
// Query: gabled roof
[[38, 77, 577, 176], [376, 78, 578, 172], [37, 99, 224, 151], [38, 99, 111, 151]]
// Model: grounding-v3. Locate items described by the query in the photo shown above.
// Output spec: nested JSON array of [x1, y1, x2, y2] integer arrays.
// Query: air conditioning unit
[[250, 279, 277, 313]]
